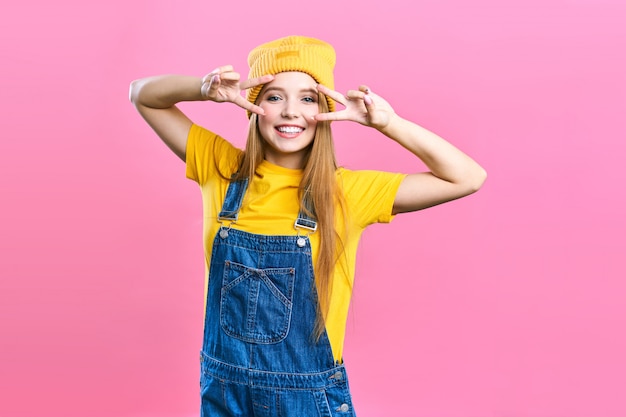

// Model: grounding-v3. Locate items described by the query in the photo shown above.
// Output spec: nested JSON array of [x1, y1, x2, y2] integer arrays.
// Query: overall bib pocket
[[220, 260, 296, 344]]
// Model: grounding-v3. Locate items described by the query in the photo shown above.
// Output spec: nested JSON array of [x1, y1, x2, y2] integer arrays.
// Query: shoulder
[[336, 167, 407, 226], [188, 124, 238, 152], [186, 124, 243, 183]]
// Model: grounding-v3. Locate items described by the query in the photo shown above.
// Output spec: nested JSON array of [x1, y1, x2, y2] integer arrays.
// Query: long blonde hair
[[234, 95, 345, 340]]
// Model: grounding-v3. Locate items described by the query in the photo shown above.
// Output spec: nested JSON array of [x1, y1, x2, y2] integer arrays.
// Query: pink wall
[[2, 0, 625, 416]]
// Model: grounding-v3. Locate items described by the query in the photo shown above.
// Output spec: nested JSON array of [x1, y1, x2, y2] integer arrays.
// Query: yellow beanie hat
[[246, 35, 336, 116]]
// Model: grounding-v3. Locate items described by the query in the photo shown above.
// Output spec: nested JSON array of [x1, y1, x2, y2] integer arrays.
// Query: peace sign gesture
[[314, 84, 396, 130], [201, 65, 274, 115]]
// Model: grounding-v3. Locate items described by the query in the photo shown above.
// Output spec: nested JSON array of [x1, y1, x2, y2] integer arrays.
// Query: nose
[[281, 101, 298, 118]]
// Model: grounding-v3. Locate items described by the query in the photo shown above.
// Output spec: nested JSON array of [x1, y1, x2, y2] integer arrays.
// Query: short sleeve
[[185, 124, 242, 185], [338, 168, 406, 227]]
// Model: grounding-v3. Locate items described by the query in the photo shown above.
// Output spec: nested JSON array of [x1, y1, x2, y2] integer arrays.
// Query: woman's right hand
[[201, 65, 274, 115]]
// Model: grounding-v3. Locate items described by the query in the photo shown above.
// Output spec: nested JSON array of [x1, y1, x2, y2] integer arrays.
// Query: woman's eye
[[267, 95, 281, 102], [302, 96, 316, 103]]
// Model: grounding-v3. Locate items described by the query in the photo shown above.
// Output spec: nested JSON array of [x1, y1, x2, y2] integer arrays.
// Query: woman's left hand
[[314, 84, 396, 130]]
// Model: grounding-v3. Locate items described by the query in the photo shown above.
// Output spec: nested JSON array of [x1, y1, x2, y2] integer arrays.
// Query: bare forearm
[[129, 75, 204, 109], [128, 68, 269, 162], [379, 114, 487, 189], [128, 75, 206, 161]]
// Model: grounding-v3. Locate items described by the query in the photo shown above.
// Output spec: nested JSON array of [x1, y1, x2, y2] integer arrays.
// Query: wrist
[[375, 113, 400, 136]]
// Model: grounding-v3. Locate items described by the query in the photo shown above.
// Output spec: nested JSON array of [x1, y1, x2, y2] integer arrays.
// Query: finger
[[345, 89, 366, 100], [201, 74, 221, 98], [240, 74, 274, 90], [202, 65, 234, 83], [314, 110, 349, 122], [363, 93, 375, 109], [359, 85, 371, 94], [233, 95, 265, 115], [218, 71, 241, 82], [316, 84, 347, 107], [212, 65, 234, 75]]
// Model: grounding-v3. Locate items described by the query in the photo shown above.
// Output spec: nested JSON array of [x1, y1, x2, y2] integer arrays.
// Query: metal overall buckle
[[294, 217, 317, 247], [217, 213, 237, 239]]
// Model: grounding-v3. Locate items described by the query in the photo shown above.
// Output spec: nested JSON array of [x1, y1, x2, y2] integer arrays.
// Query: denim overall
[[200, 177, 356, 417]]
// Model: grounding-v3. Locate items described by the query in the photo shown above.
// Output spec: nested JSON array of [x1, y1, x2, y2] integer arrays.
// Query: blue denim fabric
[[200, 179, 356, 417]]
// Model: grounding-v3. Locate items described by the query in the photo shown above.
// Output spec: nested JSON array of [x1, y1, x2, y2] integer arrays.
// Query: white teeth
[[277, 126, 303, 134]]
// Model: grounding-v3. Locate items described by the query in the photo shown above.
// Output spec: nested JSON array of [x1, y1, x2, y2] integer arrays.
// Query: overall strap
[[218, 174, 318, 231], [217, 175, 249, 222], [295, 195, 318, 232]]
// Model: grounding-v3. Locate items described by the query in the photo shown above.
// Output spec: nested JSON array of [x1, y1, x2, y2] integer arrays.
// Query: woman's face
[[256, 71, 320, 169]]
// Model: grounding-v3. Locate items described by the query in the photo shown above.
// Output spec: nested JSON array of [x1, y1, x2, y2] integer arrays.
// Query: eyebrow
[[262, 86, 318, 96]]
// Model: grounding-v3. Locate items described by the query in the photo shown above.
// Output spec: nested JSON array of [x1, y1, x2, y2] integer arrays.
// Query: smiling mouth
[[276, 126, 304, 134]]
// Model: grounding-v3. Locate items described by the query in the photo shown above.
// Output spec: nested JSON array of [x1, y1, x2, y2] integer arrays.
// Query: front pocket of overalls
[[220, 261, 295, 344]]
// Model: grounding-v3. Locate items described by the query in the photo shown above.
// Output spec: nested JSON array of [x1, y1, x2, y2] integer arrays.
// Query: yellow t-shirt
[[185, 124, 405, 361]]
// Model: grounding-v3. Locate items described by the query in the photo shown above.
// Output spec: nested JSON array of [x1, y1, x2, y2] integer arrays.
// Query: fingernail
[[211, 74, 219, 83], [364, 95, 373, 105]]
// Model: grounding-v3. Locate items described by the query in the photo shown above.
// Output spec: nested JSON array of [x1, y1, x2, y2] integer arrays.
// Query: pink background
[[2, 0, 625, 416]]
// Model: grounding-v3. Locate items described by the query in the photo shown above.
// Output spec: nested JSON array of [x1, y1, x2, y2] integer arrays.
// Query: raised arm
[[129, 67, 273, 161], [129, 75, 201, 161], [378, 114, 487, 213], [315, 84, 487, 214]]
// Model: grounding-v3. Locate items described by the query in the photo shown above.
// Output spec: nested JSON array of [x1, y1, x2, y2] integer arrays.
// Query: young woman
[[130, 35, 486, 417]]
